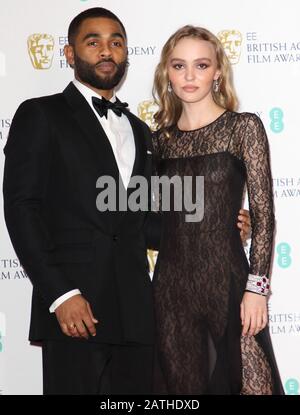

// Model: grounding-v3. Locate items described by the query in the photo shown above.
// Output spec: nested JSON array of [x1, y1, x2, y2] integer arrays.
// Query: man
[[3, 8, 250, 394]]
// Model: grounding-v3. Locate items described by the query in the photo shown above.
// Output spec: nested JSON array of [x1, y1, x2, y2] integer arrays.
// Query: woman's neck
[[178, 98, 225, 131]]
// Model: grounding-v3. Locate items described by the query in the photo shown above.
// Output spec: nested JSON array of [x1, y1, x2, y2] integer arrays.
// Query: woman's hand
[[237, 209, 251, 243], [240, 291, 268, 336]]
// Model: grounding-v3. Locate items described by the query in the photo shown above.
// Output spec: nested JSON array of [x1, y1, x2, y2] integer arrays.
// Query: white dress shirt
[[49, 79, 136, 313], [73, 79, 135, 189]]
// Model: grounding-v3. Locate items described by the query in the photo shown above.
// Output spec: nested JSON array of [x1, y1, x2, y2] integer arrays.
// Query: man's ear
[[64, 44, 75, 68]]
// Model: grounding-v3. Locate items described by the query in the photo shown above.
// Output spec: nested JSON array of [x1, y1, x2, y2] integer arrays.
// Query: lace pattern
[[152, 111, 276, 394]]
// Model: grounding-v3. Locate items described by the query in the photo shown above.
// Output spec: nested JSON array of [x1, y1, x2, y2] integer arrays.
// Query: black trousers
[[42, 339, 154, 395]]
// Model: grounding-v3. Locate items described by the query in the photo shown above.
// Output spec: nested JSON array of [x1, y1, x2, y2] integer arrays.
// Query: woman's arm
[[239, 113, 275, 336]]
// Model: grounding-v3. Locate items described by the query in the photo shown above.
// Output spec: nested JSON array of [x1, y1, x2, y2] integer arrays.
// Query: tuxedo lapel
[[62, 83, 150, 229], [115, 109, 151, 227], [63, 82, 120, 180], [125, 109, 147, 181]]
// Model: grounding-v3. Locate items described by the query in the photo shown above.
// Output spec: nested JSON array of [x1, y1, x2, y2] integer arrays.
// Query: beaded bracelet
[[246, 274, 270, 296]]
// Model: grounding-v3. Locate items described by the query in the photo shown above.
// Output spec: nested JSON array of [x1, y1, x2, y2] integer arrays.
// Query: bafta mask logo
[[27, 34, 55, 69], [147, 249, 158, 274], [218, 30, 242, 65], [137, 100, 158, 131]]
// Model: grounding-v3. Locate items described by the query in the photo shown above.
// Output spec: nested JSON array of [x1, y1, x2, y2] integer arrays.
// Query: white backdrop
[[0, 0, 299, 395]]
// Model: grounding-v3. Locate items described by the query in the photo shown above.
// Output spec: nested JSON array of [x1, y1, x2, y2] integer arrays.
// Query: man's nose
[[99, 42, 112, 58]]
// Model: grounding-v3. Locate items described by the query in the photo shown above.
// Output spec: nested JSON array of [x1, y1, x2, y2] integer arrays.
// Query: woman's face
[[167, 37, 221, 104]]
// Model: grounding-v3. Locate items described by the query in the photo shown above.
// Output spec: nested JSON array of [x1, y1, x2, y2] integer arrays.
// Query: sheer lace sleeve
[[240, 114, 275, 279]]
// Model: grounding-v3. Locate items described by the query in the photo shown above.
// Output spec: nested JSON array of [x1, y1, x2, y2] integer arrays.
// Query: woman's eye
[[198, 63, 208, 69], [173, 64, 184, 69]]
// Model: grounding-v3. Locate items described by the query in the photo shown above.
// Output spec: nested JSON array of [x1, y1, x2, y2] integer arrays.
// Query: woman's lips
[[182, 85, 198, 92]]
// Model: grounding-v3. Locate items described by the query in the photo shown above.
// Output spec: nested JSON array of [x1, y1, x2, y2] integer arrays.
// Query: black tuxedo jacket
[[3, 82, 161, 344]]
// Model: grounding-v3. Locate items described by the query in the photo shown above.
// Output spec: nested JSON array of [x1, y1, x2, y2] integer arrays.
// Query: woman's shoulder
[[152, 127, 169, 139], [229, 112, 266, 139], [151, 128, 164, 155], [231, 111, 264, 127], [230, 110, 260, 121], [151, 127, 177, 156], [151, 127, 171, 144]]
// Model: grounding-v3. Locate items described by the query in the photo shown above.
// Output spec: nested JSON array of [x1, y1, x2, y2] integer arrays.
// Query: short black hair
[[68, 7, 127, 45]]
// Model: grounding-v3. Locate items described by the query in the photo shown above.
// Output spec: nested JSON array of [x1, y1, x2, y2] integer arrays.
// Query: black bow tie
[[92, 96, 128, 119]]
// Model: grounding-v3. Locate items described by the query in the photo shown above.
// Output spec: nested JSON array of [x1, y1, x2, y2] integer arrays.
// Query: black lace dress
[[152, 111, 284, 394]]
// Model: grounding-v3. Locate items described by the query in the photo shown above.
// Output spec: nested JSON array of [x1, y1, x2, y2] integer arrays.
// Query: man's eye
[[112, 41, 122, 47], [88, 41, 97, 46]]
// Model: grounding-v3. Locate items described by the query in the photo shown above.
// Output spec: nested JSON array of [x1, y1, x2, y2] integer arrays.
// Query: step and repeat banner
[[0, 0, 299, 395]]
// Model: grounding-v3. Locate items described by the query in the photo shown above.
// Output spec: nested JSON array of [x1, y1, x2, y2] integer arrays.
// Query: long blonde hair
[[153, 25, 238, 132]]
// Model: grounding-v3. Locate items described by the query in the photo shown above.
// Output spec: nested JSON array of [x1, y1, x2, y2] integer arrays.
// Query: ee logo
[[285, 378, 299, 395], [270, 107, 284, 133], [277, 242, 291, 268]]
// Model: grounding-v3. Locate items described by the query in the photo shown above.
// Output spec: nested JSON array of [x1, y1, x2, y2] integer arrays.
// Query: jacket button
[[113, 235, 118, 241]]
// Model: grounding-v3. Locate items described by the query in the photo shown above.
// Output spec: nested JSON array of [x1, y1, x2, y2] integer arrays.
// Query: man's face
[[66, 17, 128, 90]]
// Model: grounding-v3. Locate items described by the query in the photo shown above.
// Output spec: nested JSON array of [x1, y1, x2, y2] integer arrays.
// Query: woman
[[152, 25, 283, 394]]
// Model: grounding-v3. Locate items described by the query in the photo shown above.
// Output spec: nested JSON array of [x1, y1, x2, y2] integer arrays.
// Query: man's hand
[[55, 294, 98, 339], [237, 209, 251, 243], [240, 291, 268, 336]]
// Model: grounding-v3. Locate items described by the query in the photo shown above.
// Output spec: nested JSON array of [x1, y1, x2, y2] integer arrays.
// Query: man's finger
[[238, 217, 250, 229], [60, 322, 72, 337], [239, 208, 250, 217], [86, 302, 99, 324], [239, 212, 251, 226], [75, 321, 89, 339], [82, 311, 97, 337], [84, 320, 97, 337], [68, 323, 80, 338], [238, 223, 250, 241]]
